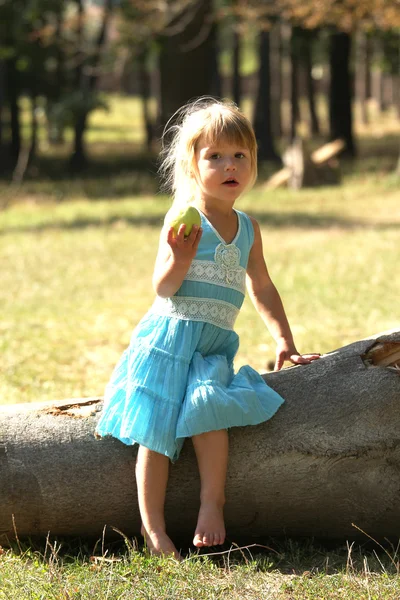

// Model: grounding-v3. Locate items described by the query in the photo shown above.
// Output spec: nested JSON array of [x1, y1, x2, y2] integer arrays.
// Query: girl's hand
[[153, 223, 202, 298], [166, 224, 202, 265], [274, 340, 320, 371]]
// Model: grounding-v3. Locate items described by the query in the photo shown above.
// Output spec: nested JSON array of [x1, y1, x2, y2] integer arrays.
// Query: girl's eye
[[235, 152, 245, 159], [210, 153, 220, 159]]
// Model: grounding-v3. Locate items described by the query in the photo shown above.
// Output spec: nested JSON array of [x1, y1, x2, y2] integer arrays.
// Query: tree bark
[[159, 0, 214, 129], [70, 0, 114, 172], [302, 29, 320, 136], [356, 30, 369, 125], [0, 60, 5, 168], [253, 30, 281, 162], [47, 6, 66, 146], [232, 19, 241, 106], [1, 331, 399, 546], [210, 20, 222, 99], [270, 22, 282, 139], [329, 31, 356, 156], [137, 47, 154, 152], [5, 57, 21, 166], [290, 28, 300, 141]]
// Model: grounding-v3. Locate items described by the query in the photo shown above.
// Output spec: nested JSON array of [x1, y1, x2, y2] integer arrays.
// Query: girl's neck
[[195, 198, 236, 219], [195, 202, 239, 245]]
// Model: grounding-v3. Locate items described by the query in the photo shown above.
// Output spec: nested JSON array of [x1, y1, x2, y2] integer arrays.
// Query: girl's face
[[193, 136, 253, 207]]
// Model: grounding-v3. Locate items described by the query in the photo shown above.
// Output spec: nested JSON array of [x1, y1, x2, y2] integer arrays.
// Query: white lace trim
[[151, 296, 239, 330], [185, 259, 246, 293]]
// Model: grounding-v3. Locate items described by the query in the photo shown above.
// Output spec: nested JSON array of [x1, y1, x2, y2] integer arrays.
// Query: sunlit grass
[[1, 537, 400, 599], [1, 170, 399, 405], [1, 93, 400, 599]]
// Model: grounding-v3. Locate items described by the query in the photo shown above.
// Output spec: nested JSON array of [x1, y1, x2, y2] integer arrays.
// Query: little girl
[[96, 98, 319, 560]]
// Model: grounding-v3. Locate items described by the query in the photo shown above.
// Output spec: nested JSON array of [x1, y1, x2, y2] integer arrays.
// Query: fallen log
[[1, 330, 399, 546], [265, 138, 345, 190]]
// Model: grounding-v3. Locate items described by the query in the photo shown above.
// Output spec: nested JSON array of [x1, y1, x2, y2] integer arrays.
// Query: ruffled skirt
[[95, 312, 284, 461]]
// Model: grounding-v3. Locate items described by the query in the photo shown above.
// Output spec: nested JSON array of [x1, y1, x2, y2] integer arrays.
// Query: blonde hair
[[159, 97, 258, 207]]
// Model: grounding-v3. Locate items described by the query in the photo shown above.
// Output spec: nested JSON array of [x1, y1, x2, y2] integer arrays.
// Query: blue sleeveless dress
[[95, 209, 284, 461]]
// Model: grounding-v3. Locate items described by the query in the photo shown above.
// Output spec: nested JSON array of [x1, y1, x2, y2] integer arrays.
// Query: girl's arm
[[152, 222, 202, 298], [246, 217, 319, 371]]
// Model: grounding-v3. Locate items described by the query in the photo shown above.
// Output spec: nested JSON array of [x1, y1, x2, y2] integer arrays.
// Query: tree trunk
[[5, 57, 21, 166], [70, 112, 89, 172], [48, 7, 66, 145], [270, 22, 282, 139], [254, 30, 280, 162], [302, 29, 320, 136], [374, 36, 387, 113], [290, 28, 300, 141], [29, 94, 38, 165], [1, 330, 399, 546], [356, 30, 369, 125], [329, 31, 356, 156], [137, 47, 154, 152], [392, 32, 400, 119], [232, 20, 241, 106], [159, 0, 214, 129], [210, 21, 222, 99], [70, 0, 114, 172], [0, 60, 5, 169]]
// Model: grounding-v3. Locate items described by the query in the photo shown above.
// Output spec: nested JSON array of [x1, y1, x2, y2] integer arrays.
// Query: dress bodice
[[151, 209, 254, 330]]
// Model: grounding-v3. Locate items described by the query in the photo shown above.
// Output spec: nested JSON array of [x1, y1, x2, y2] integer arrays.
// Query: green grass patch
[[1, 94, 400, 598], [0, 170, 399, 405], [1, 538, 400, 599]]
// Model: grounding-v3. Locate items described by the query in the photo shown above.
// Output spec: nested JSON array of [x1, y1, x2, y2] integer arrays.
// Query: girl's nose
[[225, 158, 236, 170]]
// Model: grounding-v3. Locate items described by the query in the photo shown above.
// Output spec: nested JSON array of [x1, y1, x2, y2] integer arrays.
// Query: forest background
[[1, 0, 400, 175], [0, 1, 400, 598]]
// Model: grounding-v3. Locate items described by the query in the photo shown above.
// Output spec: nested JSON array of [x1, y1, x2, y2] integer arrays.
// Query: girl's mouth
[[223, 179, 239, 186]]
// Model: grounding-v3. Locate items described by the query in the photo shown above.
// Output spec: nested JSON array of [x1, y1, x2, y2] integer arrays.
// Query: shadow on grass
[[0, 214, 165, 235], [0, 150, 161, 201], [252, 211, 400, 230], [1, 134, 398, 203], [1, 210, 399, 236]]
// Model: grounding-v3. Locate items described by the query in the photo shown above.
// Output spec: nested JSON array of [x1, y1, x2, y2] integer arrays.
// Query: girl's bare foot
[[141, 526, 182, 561], [193, 502, 225, 547]]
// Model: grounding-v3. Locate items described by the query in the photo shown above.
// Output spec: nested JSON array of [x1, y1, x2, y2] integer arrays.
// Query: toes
[[213, 532, 222, 546], [193, 531, 225, 547], [193, 532, 211, 547], [193, 534, 205, 548]]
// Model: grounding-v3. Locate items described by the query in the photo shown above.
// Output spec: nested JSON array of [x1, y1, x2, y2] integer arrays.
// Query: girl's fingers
[[177, 224, 187, 238], [290, 353, 321, 365], [167, 225, 202, 258], [274, 354, 285, 371], [274, 352, 321, 371], [167, 225, 186, 247], [191, 226, 203, 250], [166, 227, 176, 245]]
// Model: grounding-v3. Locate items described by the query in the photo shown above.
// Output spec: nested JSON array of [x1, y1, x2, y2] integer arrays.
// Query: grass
[[0, 94, 400, 597], [1, 537, 400, 599], [1, 174, 399, 404]]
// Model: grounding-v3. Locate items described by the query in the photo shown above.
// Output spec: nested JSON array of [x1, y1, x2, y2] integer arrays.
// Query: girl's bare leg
[[192, 429, 228, 547], [135, 445, 181, 560]]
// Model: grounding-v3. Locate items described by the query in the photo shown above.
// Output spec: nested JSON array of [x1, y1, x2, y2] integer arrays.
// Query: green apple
[[169, 206, 201, 237]]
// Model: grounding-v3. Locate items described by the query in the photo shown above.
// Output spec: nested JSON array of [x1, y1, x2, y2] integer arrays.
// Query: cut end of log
[[41, 398, 103, 418], [310, 139, 346, 165], [263, 138, 345, 190], [362, 341, 400, 371], [264, 167, 291, 189]]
